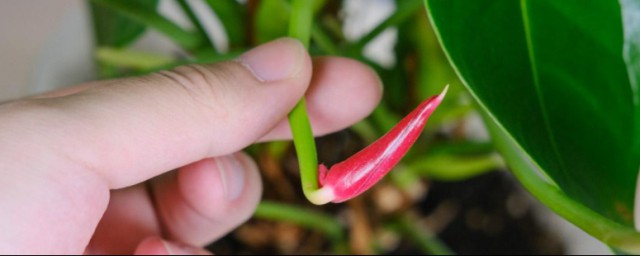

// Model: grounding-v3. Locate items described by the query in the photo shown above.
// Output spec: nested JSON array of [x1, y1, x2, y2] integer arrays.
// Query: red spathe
[[318, 86, 448, 203]]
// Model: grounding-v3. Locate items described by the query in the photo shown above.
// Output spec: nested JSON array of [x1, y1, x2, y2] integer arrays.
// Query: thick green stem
[[289, 0, 314, 48], [482, 111, 640, 253], [289, 100, 321, 201], [288, 0, 324, 204]]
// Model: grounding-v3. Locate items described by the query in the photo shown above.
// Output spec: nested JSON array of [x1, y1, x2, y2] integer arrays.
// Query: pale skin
[[0, 38, 382, 254]]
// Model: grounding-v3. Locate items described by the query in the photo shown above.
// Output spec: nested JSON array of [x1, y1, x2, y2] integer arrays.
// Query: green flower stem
[[289, 0, 314, 48], [482, 111, 640, 253], [90, 0, 204, 50], [288, 0, 324, 204], [289, 100, 321, 202]]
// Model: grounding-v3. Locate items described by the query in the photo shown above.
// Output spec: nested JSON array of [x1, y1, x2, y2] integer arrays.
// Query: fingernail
[[237, 38, 305, 82], [162, 240, 210, 255], [213, 154, 245, 201]]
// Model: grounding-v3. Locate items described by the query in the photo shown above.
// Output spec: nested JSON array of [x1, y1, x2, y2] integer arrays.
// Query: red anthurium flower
[[308, 86, 448, 205]]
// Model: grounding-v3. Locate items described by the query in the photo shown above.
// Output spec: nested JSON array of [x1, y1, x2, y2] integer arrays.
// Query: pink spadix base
[[308, 86, 449, 205]]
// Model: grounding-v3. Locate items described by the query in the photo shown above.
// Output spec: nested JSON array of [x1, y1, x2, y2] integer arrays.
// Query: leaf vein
[[519, 0, 569, 184]]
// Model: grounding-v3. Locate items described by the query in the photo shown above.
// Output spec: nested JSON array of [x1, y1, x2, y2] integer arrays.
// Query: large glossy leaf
[[425, 0, 639, 232], [89, 0, 158, 47]]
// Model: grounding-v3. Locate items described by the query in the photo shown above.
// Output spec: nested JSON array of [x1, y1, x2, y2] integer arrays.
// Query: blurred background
[[0, 0, 612, 254]]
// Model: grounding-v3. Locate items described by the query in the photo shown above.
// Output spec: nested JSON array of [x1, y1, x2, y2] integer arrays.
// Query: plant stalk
[[288, 0, 324, 204], [482, 111, 640, 253]]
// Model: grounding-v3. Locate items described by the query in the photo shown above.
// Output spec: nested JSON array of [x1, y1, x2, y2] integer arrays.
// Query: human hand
[[0, 38, 382, 254]]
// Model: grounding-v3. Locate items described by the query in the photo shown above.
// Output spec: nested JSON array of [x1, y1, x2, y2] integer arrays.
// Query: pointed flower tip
[[441, 84, 450, 96], [436, 84, 449, 102]]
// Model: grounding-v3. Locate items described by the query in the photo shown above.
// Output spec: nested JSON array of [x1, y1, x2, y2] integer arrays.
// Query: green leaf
[[95, 47, 174, 70], [311, 24, 339, 55], [409, 152, 502, 181], [203, 0, 246, 49], [176, 0, 216, 50], [254, 201, 348, 253], [90, 0, 204, 50], [89, 0, 159, 47], [426, 0, 639, 235]]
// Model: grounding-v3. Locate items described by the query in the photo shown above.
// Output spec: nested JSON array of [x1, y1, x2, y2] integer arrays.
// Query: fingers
[[151, 153, 262, 246], [134, 237, 211, 255], [88, 153, 261, 254], [85, 185, 161, 254], [33, 56, 383, 143]]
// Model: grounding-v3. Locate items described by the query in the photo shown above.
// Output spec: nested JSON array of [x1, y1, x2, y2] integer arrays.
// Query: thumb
[[1, 38, 311, 190], [0, 38, 310, 253]]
